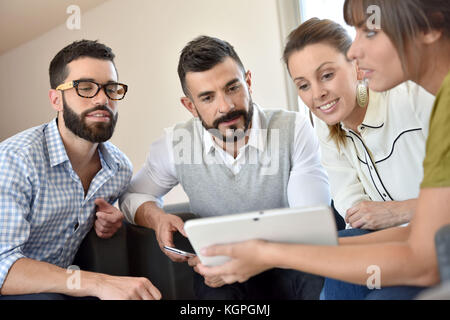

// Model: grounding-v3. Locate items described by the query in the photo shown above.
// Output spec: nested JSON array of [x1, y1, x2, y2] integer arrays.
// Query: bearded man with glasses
[[0, 40, 161, 300]]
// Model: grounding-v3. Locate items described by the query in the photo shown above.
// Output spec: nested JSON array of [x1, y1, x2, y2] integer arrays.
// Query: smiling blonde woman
[[283, 18, 435, 232]]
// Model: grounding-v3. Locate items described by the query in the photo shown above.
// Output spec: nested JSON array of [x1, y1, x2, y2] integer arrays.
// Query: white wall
[[0, 0, 295, 204]]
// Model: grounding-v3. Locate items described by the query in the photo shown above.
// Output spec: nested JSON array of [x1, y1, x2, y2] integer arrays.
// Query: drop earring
[[356, 78, 369, 108]]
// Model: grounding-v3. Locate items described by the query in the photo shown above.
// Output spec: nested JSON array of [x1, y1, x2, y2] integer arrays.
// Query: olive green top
[[421, 71, 450, 188]]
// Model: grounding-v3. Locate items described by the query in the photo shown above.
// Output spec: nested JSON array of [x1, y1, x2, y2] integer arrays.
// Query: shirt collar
[[201, 103, 265, 154], [98, 143, 118, 172], [45, 118, 70, 167], [45, 118, 118, 171], [341, 89, 385, 131], [360, 90, 385, 128]]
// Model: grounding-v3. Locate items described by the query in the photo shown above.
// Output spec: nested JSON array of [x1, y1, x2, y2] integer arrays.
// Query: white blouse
[[314, 81, 435, 221]]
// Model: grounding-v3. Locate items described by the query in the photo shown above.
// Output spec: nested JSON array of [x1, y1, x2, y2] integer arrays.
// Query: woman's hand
[[346, 200, 417, 230], [197, 239, 272, 284], [188, 256, 226, 288]]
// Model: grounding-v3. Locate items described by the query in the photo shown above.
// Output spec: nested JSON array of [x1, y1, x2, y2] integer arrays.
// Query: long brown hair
[[283, 18, 353, 147]]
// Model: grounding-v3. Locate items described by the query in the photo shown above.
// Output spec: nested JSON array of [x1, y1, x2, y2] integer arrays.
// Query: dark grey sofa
[[435, 224, 450, 283], [416, 224, 450, 299], [73, 203, 197, 300]]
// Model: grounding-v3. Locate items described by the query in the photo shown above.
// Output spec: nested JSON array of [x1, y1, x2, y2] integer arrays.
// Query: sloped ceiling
[[0, 0, 109, 55]]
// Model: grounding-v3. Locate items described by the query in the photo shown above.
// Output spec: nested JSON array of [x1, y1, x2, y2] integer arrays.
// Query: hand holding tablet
[[184, 205, 338, 266]]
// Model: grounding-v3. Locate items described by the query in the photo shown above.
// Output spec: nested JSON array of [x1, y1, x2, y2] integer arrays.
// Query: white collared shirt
[[120, 104, 331, 223], [314, 81, 435, 222], [200, 102, 266, 175]]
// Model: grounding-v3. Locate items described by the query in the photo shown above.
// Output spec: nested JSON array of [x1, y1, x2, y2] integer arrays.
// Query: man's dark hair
[[177, 35, 246, 97], [49, 39, 116, 89]]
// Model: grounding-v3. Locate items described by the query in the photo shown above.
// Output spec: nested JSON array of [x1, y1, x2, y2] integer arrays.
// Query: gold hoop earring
[[356, 78, 369, 108]]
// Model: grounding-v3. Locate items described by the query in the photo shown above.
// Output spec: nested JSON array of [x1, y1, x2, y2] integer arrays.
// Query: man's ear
[[49, 89, 63, 112], [245, 70, 252, 95], [180, 96, 198, 117]]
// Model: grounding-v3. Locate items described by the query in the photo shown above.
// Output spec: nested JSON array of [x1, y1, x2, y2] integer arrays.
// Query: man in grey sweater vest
[[120, 36, 331, 299]]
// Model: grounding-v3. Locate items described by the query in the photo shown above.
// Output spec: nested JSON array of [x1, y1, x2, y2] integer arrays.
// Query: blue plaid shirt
[[0, 119, 132, 289]]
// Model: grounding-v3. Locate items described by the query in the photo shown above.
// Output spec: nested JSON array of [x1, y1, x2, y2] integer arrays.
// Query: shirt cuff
[[119, 193, 163, 224], [0, 251, 26, 292]]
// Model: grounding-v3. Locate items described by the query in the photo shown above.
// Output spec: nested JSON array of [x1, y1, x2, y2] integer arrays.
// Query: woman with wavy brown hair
[[283, 17, 434, 234]]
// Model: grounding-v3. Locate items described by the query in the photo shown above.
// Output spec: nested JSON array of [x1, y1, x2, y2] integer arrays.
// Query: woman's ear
[[420, 28, 443, 45]]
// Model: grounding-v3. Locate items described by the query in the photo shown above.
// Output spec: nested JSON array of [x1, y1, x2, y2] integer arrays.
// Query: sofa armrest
[[435, 224, 450, 282], [415, 224, 450, 300], [163, 202, 191, 214]]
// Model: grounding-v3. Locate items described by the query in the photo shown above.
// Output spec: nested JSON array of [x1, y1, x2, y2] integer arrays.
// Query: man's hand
[[188, 256, 226, 288], [94, 198, 124, 239], [134, 202, 189, 262], [346, 200, 416, 230], [154, 213, 189, 262], [0, 258, 162, 300], [90, 273, 162, 300]]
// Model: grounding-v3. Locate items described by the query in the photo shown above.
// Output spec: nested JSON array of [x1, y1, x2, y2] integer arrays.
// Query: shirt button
[[383, 193, 387, 197]]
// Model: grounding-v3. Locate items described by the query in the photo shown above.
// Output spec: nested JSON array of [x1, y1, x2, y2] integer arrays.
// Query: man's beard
[[62, 94, 118, 143], [198, 98, 254, 143]]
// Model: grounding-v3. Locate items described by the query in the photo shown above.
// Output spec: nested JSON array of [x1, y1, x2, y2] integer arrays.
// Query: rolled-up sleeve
[[0, 150, 32, 290], [119, 130, 179, 224], [288, 113, 331, 208]]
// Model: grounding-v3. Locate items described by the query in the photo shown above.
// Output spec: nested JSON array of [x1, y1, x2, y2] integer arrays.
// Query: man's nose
[[92, 87, 110, 106], [217, 93, 234, 114]]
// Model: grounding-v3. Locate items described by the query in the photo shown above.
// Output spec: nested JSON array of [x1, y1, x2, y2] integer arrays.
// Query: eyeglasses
[[56, 80, 128, 100]]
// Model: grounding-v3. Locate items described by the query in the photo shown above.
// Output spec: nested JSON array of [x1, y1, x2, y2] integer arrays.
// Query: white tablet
[[184, 205, 338, 266]]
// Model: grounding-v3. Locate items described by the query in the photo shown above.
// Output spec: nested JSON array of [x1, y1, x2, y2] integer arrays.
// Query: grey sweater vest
[[173, 109, 296, 217]]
